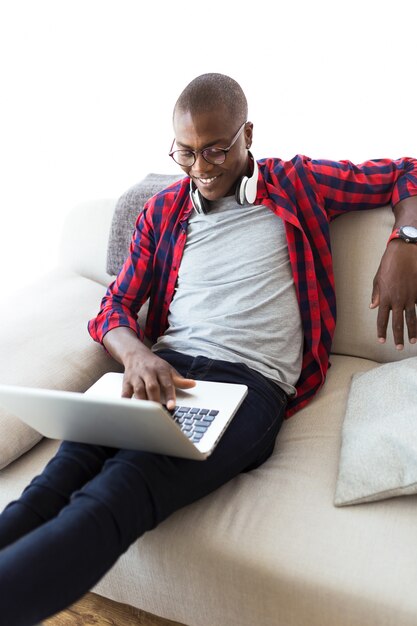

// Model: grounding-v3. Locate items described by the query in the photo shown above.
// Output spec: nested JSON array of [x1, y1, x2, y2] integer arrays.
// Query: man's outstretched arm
[[370, 196, 417, 349], [306, 156, 417, 348]]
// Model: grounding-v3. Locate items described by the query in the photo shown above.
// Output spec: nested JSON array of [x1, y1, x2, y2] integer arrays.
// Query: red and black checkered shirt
[[88, 155, 417, 416]]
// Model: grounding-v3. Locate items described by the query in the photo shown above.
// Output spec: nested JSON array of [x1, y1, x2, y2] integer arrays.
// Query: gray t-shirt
[[152, 196, 303, 395]]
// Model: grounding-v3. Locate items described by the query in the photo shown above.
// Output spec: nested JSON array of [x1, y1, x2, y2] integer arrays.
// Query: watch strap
[[387, 228, 401, 245]]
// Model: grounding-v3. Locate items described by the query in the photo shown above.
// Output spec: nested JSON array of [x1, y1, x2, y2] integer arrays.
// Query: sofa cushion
[[93, 355, 417, 626], [3, 360, 417, 625], [335, 357, 417, 506], [106, 173, 184, 276]]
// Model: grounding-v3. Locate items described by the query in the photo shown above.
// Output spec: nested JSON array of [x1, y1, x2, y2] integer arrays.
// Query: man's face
[[172, 107, 253, 201]]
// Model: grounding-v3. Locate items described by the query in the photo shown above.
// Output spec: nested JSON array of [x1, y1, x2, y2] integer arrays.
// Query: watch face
[[401, 226, 417, 240]]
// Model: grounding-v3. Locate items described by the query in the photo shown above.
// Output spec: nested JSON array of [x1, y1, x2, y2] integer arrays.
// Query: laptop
[[0, 373, 248, 460]]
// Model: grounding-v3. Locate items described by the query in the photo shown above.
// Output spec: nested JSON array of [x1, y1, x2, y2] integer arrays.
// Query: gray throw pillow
[[334, 357, 417, 506], [106, 173, 185, 276]]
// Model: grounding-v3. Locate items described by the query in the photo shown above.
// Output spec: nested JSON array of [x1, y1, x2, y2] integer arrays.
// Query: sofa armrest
[[0, 269, 122, 468], [58, 198, 117, 286]]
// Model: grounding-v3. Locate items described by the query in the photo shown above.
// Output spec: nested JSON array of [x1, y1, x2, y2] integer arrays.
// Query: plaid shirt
[[88, 155, 417, 416]]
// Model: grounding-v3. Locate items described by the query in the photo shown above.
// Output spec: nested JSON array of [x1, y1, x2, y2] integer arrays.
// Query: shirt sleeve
[[304, 156, 417, 220], [87, 203, 155, 345]]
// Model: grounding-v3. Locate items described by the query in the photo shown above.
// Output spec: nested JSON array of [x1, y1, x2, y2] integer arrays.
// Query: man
[[90, 74, 417, 414], [0, 73, 416, 625]]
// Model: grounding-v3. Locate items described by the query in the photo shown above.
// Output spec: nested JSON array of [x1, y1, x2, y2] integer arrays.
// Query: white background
[[0, 0, 416, 294]]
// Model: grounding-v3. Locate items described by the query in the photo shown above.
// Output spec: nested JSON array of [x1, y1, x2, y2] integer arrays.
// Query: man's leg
[[0, 442, 118, 549], [0, 352, 287, 625]]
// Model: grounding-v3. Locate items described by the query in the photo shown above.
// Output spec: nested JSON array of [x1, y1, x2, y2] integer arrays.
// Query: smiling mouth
[[194, 175, 219, 186]]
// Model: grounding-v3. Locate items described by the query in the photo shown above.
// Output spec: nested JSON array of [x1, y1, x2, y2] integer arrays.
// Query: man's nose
[[191, 152, 214, 176]]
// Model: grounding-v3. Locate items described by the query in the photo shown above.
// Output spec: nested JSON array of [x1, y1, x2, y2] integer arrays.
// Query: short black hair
[[174, 73, 248, 123]]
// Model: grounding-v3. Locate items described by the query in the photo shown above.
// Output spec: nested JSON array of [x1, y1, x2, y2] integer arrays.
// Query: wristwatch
[[387, 225, 417, 245]]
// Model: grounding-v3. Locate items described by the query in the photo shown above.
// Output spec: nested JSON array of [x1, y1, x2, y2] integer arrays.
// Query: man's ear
[[244, 122, 254, 148]]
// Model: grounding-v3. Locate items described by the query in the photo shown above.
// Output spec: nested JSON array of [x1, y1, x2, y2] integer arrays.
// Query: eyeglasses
[[169, 121, 247, 167]]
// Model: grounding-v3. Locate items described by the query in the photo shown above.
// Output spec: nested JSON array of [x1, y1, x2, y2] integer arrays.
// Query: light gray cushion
[[335, 357, 417, 506], [106, 173, 184, 276]]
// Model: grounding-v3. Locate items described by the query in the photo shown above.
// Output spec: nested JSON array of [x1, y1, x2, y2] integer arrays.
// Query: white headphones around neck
[[189, 152, 259, 214]]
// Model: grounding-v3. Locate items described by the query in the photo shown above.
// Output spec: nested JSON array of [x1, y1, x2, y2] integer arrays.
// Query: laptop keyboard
[[170, 406, 219, 443]]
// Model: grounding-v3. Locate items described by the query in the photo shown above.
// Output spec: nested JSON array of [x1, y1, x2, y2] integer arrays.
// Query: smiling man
[[0, 73, 416, 625]]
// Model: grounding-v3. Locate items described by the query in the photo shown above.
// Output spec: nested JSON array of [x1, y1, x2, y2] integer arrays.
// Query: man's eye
[[205, 148, 223, 156]]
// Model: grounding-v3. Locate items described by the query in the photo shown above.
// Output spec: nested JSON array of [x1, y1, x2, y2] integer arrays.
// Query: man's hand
[[370, 239, 417, 349], [102, 327, 196, 410], [122, 349, 196, 410]]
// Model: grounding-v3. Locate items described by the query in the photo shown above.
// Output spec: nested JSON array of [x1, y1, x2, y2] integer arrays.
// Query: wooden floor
[[44, 592, 186, 626]]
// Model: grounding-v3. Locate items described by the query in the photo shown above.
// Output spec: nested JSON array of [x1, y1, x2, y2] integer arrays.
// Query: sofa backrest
[[65, 173, 414, 365]]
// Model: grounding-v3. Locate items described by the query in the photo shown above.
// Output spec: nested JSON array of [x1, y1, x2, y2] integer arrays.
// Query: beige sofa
[[1, 175, 417, 626]]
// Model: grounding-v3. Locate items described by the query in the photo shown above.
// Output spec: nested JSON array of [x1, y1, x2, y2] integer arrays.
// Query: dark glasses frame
[[169, 121, 247, 167]]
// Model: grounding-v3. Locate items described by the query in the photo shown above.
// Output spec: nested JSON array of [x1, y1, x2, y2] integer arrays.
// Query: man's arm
[[306, 156, 417, 347], [88, 198, 195, 406], [88, 206, 155, 345], [370, 196, 417, 349]]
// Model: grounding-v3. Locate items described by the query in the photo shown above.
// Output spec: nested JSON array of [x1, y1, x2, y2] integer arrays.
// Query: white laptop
[[0, 373, 248, 460]]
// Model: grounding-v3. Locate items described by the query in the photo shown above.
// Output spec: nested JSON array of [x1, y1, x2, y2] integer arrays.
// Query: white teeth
[[199, 176, 217, 183]]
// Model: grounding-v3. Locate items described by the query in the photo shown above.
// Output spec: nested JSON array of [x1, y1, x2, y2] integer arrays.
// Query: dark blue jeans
[[0, 350, 287, 626]]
